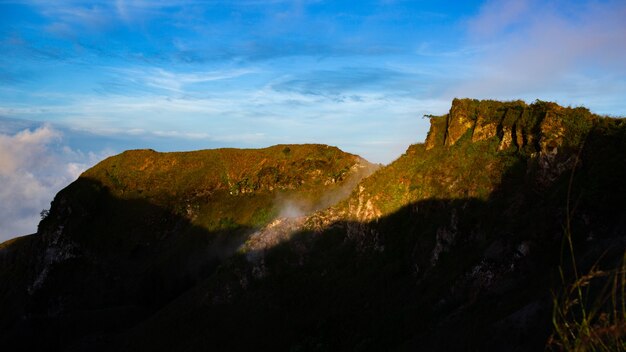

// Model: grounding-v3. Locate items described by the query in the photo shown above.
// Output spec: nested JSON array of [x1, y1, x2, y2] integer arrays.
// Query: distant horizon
[[3, 96, 618, 166], [1, 0, 625, 240], [0, 96, 619, 242]]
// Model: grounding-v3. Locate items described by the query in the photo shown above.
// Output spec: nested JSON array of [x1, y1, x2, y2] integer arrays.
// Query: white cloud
[[0, 125, 112, 242], [0, 75, 446, 164], [452, 0, 626, 111], [112, 67, 258, 93], [467, 0, 530, 38]]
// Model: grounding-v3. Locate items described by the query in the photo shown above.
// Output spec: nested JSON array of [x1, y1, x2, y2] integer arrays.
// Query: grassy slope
[[0, 144, 375, 351], [1, 100, 623, 351], [116, 100, 626, 351], [82, 144, 367, 229], [339, 99, 598, 220]]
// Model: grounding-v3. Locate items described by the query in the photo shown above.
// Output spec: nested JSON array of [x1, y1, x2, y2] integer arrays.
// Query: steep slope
[[1, 99, 624, 351], [0, 144, 376, 351], [111, 99, 625, 351]]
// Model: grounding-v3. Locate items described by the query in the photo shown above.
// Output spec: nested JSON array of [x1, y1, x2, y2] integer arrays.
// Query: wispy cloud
[[3, 0, 411, 65], [1, 0, 625, 244], [270, 67, 415, 97], [0, 78, 446, 163], [110, 67, 257, 93], [467, 0, 530, 38]]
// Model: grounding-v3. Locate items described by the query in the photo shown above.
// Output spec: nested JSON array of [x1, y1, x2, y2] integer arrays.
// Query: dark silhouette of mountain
[[0, 145, 376, 351], [1, 99, 624, 351]]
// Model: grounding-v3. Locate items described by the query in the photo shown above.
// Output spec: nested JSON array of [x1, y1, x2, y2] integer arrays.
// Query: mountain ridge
[[1, 99, 625, 351]]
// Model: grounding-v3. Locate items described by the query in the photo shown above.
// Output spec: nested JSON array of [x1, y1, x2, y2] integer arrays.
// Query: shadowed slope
[[112, 100, 626, 351], [0, 144, 376, 351], [1, 100, 624, 351]]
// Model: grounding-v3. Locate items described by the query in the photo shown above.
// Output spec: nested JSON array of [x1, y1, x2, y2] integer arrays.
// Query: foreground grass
[[549, 138, 626, 351], [549, 253, 626, 351]]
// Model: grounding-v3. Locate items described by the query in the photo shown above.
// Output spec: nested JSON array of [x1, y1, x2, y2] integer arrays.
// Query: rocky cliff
[[424, 98, 593, 152], [344, 98, 597, 225], [115, 99, 624, 351], [1, 99, 624, 351]]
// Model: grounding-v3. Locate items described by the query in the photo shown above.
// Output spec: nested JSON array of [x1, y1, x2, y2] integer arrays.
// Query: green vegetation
[[118, 99, 623, 351], [0, 143, 376, 351], [341, 134, 514, 218], [342, 98, 601, 220], [549, 255, 626, 351], [549, 143, 626, 351], [0, 99, 624, 351], [79, 144, 370, 233]]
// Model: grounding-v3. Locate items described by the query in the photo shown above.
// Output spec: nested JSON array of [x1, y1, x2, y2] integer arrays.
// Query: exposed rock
[[515, 120, 525, 149], [30, 223, 81, 296], [498, 108, 522, 151], [0, 99, 621, 352], [538, 108, 566, 154], [305, 206, 344, 232], [425, 115, 447, 150], [430, 208, 458, 266], [472, 114, 498, 142], [445, 99, 476, 146], [349, 185, 382, 222], [426, 99, 572, 152], [534, 149, 578, 189], [240, 216, 306, 264]]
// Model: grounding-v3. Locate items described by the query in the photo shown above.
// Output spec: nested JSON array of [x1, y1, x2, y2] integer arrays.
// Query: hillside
[[0, 144, 377, 351], [1, 99, 625, 351]]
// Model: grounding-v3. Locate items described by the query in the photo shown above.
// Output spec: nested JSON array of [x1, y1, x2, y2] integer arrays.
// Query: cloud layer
[[0, 125, 110, 241], [2, 0, 623, 166], [0, 0, 625, 241]]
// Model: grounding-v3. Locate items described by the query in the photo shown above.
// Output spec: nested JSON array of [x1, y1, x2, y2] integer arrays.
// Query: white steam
[[276, 158, 380, 219], [278, 200, 307, 219]]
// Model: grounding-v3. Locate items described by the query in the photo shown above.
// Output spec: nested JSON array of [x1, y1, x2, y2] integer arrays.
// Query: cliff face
[[116, 100, 624, 352], [303, 99, 623, 350], [349, 98, 597, 224], [425, 98, 593, 152], [0, 99, 624, 351], [215, 99, 623, 351]]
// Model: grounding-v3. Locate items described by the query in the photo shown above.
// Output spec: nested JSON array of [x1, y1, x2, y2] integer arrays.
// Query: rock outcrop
[[0, 99, 622, 352], [425, 98, 595, 154]]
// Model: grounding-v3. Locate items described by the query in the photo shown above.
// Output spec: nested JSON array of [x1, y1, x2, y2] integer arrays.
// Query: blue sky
[[1, 0, 625, 239]]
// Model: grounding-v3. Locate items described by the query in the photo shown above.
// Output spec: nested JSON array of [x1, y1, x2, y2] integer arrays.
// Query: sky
[[0, 0, 625, 240]]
